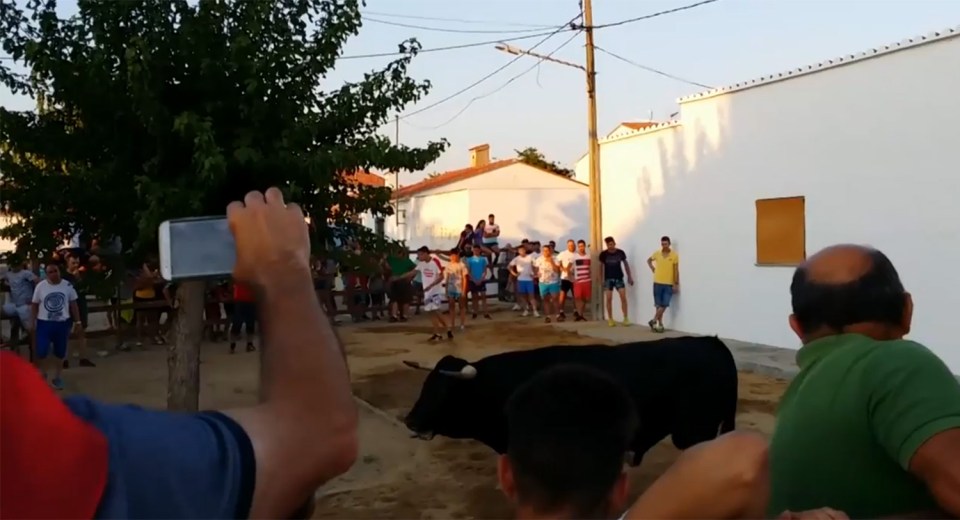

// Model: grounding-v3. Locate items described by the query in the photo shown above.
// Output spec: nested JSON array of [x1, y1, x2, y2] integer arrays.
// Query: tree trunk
[[167, 279, 205, 411]]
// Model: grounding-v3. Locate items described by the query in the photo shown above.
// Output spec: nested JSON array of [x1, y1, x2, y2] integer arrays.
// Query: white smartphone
[[158, 217, 236, 281]]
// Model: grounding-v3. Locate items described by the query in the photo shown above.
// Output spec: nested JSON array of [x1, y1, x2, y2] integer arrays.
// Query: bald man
[[767, 245, 960, 518]]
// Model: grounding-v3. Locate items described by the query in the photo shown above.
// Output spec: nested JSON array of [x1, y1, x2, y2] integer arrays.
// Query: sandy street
[[62, 307, 787, 519]]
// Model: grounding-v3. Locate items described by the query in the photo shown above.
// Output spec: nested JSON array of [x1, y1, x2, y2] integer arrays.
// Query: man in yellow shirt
[[646, 236, 679, 333]]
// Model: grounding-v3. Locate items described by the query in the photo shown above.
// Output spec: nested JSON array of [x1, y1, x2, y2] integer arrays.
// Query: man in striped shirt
[[572, 239, 591, 322]]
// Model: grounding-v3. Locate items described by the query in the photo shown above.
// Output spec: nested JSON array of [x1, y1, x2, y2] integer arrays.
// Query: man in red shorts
[[572, 239, 592, 321]]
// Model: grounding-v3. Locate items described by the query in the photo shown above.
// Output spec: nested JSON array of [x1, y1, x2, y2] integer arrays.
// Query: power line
[[595, 46, 713, 89], [399, 13, 583, 120], [338, 29, 576, 60], [362, 10, 561, 30], [404, 30, 583, 131], [591, 0, 719, 29], [363, 16, 558, 35]]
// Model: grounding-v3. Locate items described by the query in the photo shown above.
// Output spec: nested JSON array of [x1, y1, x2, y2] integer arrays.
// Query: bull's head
[[402, 355, 478, 441]]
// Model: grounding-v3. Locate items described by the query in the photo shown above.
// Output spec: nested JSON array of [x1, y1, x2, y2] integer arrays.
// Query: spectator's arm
[[866, 343, 960, 517], [226, 269, 357, 518], [623, 259, 634, 281]]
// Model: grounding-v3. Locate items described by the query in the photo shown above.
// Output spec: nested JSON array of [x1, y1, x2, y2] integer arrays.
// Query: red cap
[[1, 351, 109, 519]]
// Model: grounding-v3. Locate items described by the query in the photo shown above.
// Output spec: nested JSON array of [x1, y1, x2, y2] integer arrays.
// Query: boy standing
[[466, 244, 492, 320], [555, 239, 577, 321], [599, 236, 634, 327], [646, 236, 680, 333], [31, 263, 80, 390], [572, 239, 592, 322], [444, 249, 468, 331], [508, 246, 538, 318], [414, 247, 450, 341], [533, 245, 561, 323]]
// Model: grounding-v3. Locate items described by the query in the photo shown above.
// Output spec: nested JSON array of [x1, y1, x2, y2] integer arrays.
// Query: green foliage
[[515, 146, 574, 178], [0, 0, 447, 265]]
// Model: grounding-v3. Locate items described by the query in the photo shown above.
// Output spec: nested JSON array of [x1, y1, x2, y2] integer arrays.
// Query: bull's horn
[[402, 360, 434, 371], [438, 364, 477, 380]]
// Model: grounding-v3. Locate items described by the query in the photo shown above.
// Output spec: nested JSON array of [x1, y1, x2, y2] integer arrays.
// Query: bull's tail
[[718, 359, 739, 435]]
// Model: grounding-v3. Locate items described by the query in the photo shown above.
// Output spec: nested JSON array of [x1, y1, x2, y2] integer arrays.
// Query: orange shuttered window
[[755, 196, 806, 266]]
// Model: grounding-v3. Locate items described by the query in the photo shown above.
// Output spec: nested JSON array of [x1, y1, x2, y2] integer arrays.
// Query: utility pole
[[494, 2, 604, 321], [582, 0, 605, 322], [394, 115, 400, 228]]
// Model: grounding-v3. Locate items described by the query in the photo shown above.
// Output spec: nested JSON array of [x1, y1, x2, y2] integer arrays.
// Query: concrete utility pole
[[394, 115, 400, 228], [494, 0, 605, 321]]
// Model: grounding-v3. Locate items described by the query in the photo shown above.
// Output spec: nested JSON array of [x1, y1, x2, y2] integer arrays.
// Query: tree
[[0, 0, 446, 410], [515, 147, 574, 178]]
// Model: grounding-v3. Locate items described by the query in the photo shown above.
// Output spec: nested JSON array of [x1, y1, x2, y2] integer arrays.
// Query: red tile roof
[[394, 159, 518, 199], [341, 169, 386, 187], [619, 121, 659, 131]]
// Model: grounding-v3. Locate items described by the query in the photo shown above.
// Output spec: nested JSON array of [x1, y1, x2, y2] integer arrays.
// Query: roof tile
[[394, 159, 518, 199]]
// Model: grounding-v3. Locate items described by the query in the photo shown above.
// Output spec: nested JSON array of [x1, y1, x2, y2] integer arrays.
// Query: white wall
[[467, 188, 590, 246], [596, 32, 960, 371], [406, 190, 470, 250]]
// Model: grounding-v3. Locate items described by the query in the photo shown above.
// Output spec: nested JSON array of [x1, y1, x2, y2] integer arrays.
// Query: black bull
[[402, 335, 738, 466]]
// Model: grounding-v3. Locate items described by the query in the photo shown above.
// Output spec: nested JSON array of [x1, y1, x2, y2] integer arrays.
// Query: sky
[[2, 0, 959, 184]]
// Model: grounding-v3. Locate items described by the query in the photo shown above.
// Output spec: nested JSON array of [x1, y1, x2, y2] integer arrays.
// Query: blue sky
[[3, 0, 958, 182]]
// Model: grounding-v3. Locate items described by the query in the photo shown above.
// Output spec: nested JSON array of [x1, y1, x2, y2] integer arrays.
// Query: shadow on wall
[[515, 191, 590, 246]]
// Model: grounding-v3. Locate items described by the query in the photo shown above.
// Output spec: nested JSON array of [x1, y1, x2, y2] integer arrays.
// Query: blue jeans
[[603, 278, 625, 291], [653, 283, 674, 308]]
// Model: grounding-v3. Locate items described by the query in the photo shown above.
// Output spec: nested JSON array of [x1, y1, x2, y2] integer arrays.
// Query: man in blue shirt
[[1, 188, 358, 519], [466, 244, 492, 320]]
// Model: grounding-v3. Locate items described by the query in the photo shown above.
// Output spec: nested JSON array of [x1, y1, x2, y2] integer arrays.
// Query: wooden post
[[583, 0, 605, 321], [167, 279, 204, 411]]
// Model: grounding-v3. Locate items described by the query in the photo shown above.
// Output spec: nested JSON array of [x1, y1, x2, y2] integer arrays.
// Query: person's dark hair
[[577, 240, 586, 246], [417, 246, 430, 254], [449, 248, 460, 256], [604, 236, 614, 244], [790, 248, 906, 334], [504, 365, 638, 519], [660, 236, 670, 244]]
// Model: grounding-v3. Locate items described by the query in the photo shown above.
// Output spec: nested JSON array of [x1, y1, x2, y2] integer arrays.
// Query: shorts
[[468, 280, 486, 293], [603, 278, 626, 291], [423, 292, 444, 312], [371, 291, 386, 306], [560, 279, 574, 294], [2, 303, 33, 331], [573, 282, 592, 300], [231, 301, 257, 334], [483, 240, 498, 248], [35, 319, 71, 359], [388, 280, 413, 305], [517, 280, 535, 295], [653, 283, 674, 308], [447, 291, 462, 301], [539, 282, 561, 297]]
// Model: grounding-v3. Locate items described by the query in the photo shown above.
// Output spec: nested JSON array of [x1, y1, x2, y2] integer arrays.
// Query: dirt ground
[[62, 306, 788, 520]]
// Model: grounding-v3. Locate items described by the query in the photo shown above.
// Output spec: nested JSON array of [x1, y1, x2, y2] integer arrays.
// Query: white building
[[575, 26, 960, 372], [379, 144, 590, 250]]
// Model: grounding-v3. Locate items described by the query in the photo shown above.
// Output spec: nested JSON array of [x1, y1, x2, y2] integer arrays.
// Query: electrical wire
[[595, 46, 713, 89], [398, 12, 582, 120], [591, 0, 719, 29], [362, 10, 561, 30], [363, 16, 559, 35], [403, 29, 583, 131]]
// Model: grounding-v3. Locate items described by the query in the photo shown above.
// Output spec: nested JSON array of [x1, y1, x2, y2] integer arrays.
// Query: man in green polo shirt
[[768, 244, 960, 518], [385, 247, 416, 322]]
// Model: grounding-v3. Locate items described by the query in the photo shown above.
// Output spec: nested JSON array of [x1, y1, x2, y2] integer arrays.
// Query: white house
[[575, 26, 960, 372], [378, 144, 590, 250]]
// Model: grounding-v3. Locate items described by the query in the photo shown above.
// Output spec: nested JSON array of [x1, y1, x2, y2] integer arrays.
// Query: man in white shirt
[[31, 263, 80, 390], [2, 257, 39, 347], [508, 246, 538, 318], [533, 245, 561, 323], [414, 246, 450, 342], [572, 240, 592, 322], [484, 214, 501, 262], [555, 239, 577, 322]]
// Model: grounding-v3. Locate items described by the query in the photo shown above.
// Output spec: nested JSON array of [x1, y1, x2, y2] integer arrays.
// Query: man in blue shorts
[[598, 236, 634, 327], [533, 244, 561, 323], [31, 263, 81, 390], [466, 244, 492, 320], [509, 245, 538, 318]]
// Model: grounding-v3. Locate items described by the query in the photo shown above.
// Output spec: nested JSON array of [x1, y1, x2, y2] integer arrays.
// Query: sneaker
[[557, 314, 565, 322], [399, 316, 408, 322], [62, 359, 70, 369], [79, 358, 96, 368], [622, 318, 631, 326], [472, 313, 478, 319], [533, 311, 540, 318], [446, 330, 454, 340], [229, 342, 236, 354], [521, 310, 530, 317], [246, 343, 256, 352], [655, 325, 665, 333], [544, 317, 552, 324], [512, 304, 521, 311], [389, 316, 399, 323], [428, 334, 441, 342], [484, 314, 492, 320], [648, 319, 657, 331], [51, 377, 64, 390], [608, 319, 616, 327], [575, 314, 587, 322]]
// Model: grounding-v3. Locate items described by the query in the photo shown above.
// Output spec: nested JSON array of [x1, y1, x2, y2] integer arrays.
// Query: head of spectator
[[576, 240, 587, 255], [449, 248, 461, 262], [604, 236, 617, 252], [416, 246, 431, 262], [499, 365, 638, 520], [44, 262, 62, 284], [790, 244, 911, 344]]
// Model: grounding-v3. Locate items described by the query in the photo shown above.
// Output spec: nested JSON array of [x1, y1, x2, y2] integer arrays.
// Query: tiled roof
[[678, 25, 960, 104], [394, 159, 518, 199], [600, 120, 681, 144], [342, 169, 386, 187], [619, 122, 659, 131]]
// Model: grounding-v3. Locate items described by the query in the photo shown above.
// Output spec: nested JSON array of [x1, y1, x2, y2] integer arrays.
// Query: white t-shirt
[[32, 279, 78, 322], [556, 250, 576, 281], [509, 255, 536, 281], [483, 223, 500, 243], [533, 256, 560, 284], [416, 258, 444, 296]]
